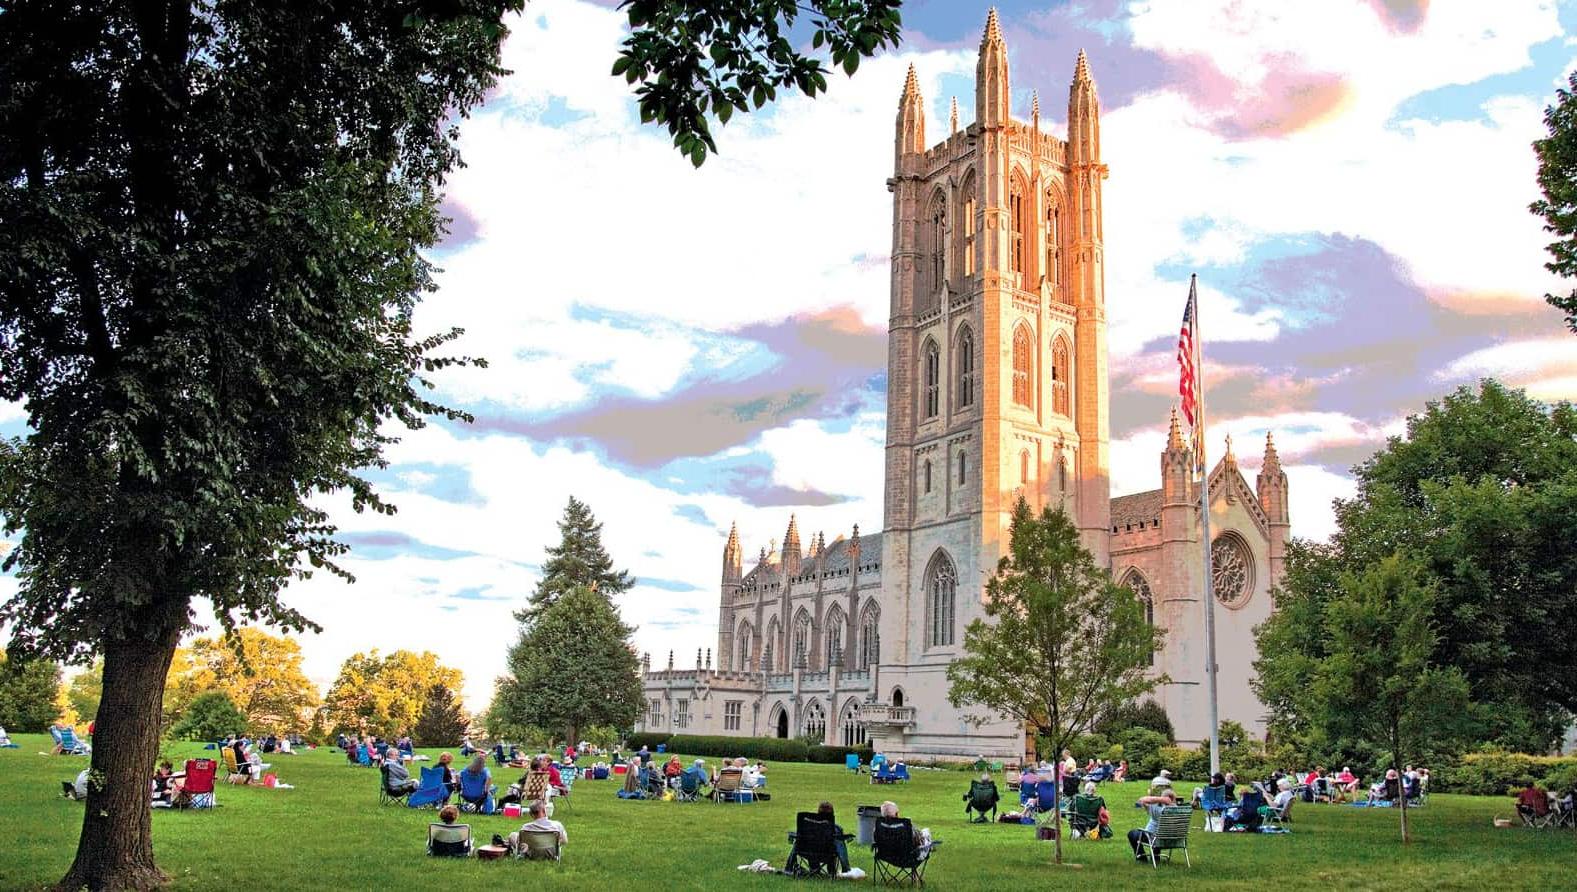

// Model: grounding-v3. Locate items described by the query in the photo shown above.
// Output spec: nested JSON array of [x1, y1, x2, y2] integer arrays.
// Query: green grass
[[3, 734, 1573, 890]]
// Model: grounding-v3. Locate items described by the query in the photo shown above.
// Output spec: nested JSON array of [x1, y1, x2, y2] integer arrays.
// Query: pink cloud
[[1364, 0, 1430, 35], [1169, 53, 1354, 140]]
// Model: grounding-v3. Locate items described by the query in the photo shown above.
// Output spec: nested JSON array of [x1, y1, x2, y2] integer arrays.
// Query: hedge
[[664, 734, 810, 762], [622, 733, 671, 751], [808, 744, 874, 765], [1435, 752, 1577, 796]]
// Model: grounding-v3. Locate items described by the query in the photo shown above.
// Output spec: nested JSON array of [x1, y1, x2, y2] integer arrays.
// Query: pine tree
[[523, 497, 633, 620], [413, 683, 470, 747], [494, 586, 644, 747]]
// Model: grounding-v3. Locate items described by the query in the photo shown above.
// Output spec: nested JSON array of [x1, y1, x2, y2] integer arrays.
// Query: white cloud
[[0, 401, 24, 426]]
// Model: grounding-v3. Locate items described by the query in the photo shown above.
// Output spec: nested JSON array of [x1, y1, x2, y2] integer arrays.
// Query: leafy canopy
[[1532, 70, 1577, 333], [614, 0, 905, 166], [170, 692, 249, 743], [321, 649, 463, 740], [163, 628, 322, 735], [492, 585, 645, 745], [0, 651, 63, 732]]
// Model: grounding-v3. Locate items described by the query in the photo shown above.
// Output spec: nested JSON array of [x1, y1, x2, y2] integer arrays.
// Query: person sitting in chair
[[880, 801, 927, 847], [151, 761, 184, 807], [1128, 787, 1177, 859], [507, 799, 567, 859], [383, 747, 418, 796], [437, 752, 460, 797], [804, 801, 852, 873], [1368, 769, 1400, 804], [1222, 783, 1267, 832]]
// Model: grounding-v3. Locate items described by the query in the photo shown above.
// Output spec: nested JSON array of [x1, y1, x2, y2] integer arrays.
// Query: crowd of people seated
[[1514, 780, 1576, 828]]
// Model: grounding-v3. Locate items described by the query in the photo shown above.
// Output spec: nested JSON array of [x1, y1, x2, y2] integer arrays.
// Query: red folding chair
[[182, 758, 218, 809]]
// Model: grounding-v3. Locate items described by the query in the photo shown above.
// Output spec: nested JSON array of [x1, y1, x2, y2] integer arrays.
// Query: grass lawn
[[2, 734, 1572, 890]]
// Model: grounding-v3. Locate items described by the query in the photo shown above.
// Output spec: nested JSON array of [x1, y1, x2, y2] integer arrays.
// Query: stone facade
[[639, 10, 1288, 758]]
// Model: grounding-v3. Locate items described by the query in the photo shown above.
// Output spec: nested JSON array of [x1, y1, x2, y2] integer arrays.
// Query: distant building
[[638, 11, 1288, 759]]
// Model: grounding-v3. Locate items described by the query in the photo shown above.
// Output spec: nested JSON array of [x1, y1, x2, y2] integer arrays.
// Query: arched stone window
[[1045, 190, 1060, 286], [792, 609, 813, 669], [736, 620, 754, 671], [803, 700, 827, 741], [840, 698, 867, 747], [824, 605, 846, 668], [928, 191, 947, 298], [927, 551, 958, 647], [922, 339, 940, 419], [1051, 336, 1070, 417], [1211, 533, 1255, 607], [956, 326, 975, 409], [891, 687, 906, 708], [1122, 569, 1155, 667], [1009, 176, 1027, 276], [764, 617, 780, 671], [960, 174, 978, 277], [1012, 325, 1033, 407], [859, 606, 880, 668]]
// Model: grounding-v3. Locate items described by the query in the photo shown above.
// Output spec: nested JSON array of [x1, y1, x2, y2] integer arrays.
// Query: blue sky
[[5, 0, 1576, 708]]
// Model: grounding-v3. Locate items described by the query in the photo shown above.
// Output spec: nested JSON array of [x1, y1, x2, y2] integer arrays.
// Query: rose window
[[1211, 536, 1252, 606]]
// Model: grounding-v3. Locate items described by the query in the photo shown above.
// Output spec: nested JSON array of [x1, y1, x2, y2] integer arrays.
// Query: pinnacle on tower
[[950, 96, 958, 134], [1031, 89, 1040, 122], [896, 62, 926, 160], [976, 8, 1010, 128], [1262, 431, 1282, 472], [1224, 433, 1236, 465], [1167, 406, 1186, 451], [1074, 48, 1092, 84], [902, 62, 920, 100], [983, 6, 1003, 43], [722, 520, 743, 581]]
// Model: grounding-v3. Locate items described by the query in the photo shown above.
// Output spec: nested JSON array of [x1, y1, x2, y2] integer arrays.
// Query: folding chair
[[1199, 785, 1230, 831], [379, 764, 415, 806], [676, 768, 706, 802], [221, 748, 250, 784], [1553, 795, 1575, 829], [846, 753, 863, 774], [786, 812, 848, 878], [58, 727, 90, 755], [523, 771, 554, 815], [427, 822, 472, 857], [872, 817, 939, 886], [963, 779, 999, 823], [406, 766, 449, 808], [180, 758, 218, 809], [513, 829, 563, 861], [1258, 795, 1293, 831], [712, 768, 744, 803], [1518, 799, 1557, 828], [356, 744, 371, 767], [1026, 779, 1059, 823], [1068, 793, 1107, 839], [457, 769, 496, 814], [1136, 806, 1193, 867]]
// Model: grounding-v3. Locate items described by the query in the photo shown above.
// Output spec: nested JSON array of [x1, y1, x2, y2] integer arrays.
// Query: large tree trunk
[[58, 630, 181, 891]]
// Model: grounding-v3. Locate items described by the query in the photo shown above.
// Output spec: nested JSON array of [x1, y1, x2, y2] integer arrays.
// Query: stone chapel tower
[[875, 10, 1111, 739]]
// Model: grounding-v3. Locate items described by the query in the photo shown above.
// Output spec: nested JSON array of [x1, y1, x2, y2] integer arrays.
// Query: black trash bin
[[856, 805, 883, 846]]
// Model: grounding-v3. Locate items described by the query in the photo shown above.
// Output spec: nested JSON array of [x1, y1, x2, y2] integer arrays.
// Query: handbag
[[1097, 806, 1110, 826]]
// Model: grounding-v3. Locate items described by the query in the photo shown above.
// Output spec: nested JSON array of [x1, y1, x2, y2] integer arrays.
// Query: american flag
[[1177, 277, 1199, 427]]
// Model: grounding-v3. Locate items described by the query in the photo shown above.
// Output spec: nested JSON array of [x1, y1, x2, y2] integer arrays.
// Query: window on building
[[763, 623, 776, 672], [1122, 570, 1156, 667], [675, 698, 690, 729], [1012, 325, 1032, 407], [724, 700, 742, 731], [648, 699, 661, 725], [923, 339, 939, 419], [929, 194, 946, 295], [1045, 195, 1060, 285], [825, 609, 844, 667], [922, 459, 932, 494], [859, 609, 880, 668], [1009, 178, 1026, 276], [957, 326, 975, 408], [840, 701, 867, 747], [957, 450, 967, 485], [1020, 449, 1030, 485], [793, 611, 812, 669], [961, 179, 977, 277], [804, 701, 827, 741], [737, 622, 754, 671], [1051, 337, 1070, 416], [928, 551, 957, 647]]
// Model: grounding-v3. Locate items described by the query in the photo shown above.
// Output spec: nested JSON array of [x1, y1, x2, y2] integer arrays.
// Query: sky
[[4, 0, 1577, 711]]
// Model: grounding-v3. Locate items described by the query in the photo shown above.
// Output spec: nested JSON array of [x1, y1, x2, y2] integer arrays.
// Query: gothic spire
[[1167, 406, 1186, 451], [782, 514, 802, 575], [1068, 48, 1101, 166], [1224, 433, 1236, 466], [1031, 89, 1040, 124], [1074, 48, 1092, 85], [950, 96, 958, 134], [722, 520, 743, 581], [1261, 431, 1282, 473], [896, 62, 925, 160], [976, 8, 1009, 128]]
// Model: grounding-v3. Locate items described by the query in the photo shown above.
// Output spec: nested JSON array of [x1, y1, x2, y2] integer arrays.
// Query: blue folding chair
[[458, 768, 495, 814], [356, 744, 371, 766], [1200, 785, 1231, 830], [407, 766, 449, 808], [1028, 779, 1059, 821], [845, 753, 862, 774], [58, 727, 90, 755]]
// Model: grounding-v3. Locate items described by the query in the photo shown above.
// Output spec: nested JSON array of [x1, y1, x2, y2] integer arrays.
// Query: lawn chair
[[58, 727, 90, 755], [1518, 795, 1556, 828], [457, 769, 495, 814], [963, 779, 999, 823], [523, 771, 553, 814], [1199, 785, 1230, 831], [1136, 806, 1193, 868], [712, 767, 745, 803], [1404, 776, 1425, 807], [872, 817, 939, 886], [356, 743, 371, 767], [427, 822, 472, 857], [1259, 795, 1293, 831], [179, 758, 218, 809], [786, 811, 848, 877], [513, 829, 563, 861], [846, 753, 863, 774], [1553, 795, 1575, 829], [1068, 793, 1108, 839], [676, 767, 707, 802], [380, 763, 415, 806], [406, 766, 449, 808], [868, 754, 887, 784], [221, 748, 250, 784], [1026, 779, 1058, 822]]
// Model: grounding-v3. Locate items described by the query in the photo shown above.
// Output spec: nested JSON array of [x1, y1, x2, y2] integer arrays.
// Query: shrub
[[622, 732, 671, 751], [1159, 744, 1210, 781], [170, 692, 247, 742], [1096, 699, 1175, 742], [1120, 728, 1168, 779], [664, 734, 809, 762], [1071, 732, 1110, 761], [1435, 752, 1577, 796], [807, 744, 874, 765]]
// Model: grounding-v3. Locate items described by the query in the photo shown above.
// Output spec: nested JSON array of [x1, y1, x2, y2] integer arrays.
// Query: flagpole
[[1191, 273, 1222, 775]]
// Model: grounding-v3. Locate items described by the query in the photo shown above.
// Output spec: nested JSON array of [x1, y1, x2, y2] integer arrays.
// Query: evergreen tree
[[413, 683, 470, 747], [1533, 69, 1577, 333], [947, 498, 1164, 865], [494, 586, 644, 747], [524, 497, 633, 619], [0, 652, 63, 732]]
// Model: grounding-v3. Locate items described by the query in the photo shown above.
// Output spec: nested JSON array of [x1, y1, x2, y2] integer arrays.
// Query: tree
[[493, 586, 644, 747], [613, 1, 904, 165], [0, 651, 63, 732], [67, 660, 104, 729], [169, 692, 249, 743], [163, 629, 322, 734], [0, 3, 905, 886], [1307, 555, 1470, 843], [523, 497, 633, 620], [413, 683, 470, 747], [1256, 381, 1577, 752], [321, 650, 463, 740], [947, 499, 1163, 864], [1532, 70, 1577, 333]]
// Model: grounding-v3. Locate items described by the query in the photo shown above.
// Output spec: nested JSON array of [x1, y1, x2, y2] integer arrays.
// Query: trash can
[[856, 805, 883, 846]]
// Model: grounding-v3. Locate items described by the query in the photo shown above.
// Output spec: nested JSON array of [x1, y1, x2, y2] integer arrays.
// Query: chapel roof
[[1110, 489, 1163, 529]]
